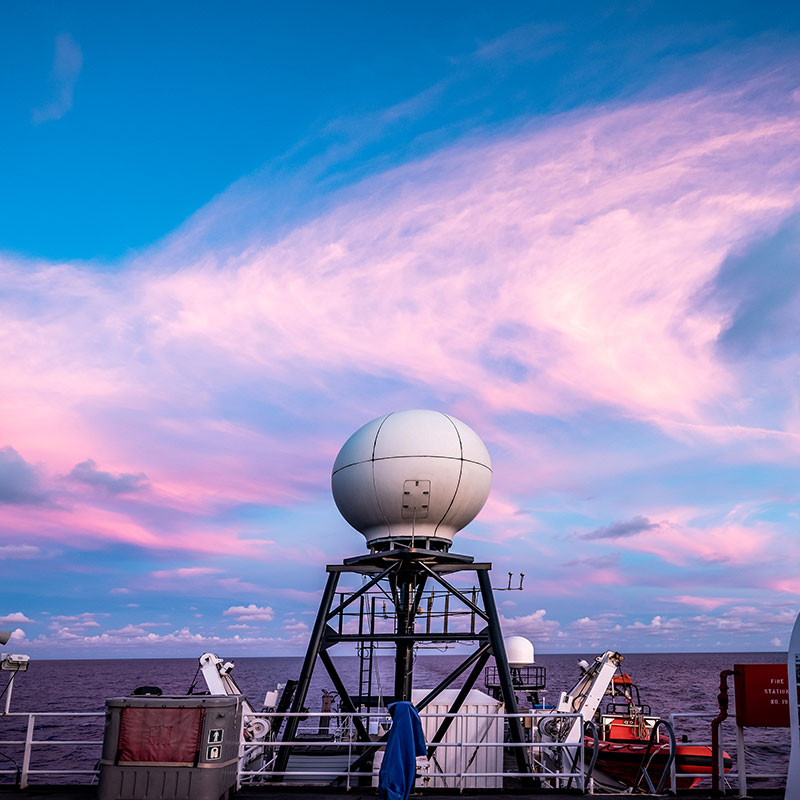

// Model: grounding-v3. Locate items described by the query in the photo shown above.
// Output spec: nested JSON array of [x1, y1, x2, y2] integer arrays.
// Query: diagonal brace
[[326, 562, 399, 621], [417, 560, 489, 622]]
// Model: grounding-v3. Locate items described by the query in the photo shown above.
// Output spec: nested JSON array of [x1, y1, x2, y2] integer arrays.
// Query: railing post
[[346, 727, 352, 790], [668, 713, 678, 794], [236, 711, 245, 790], [19, 714, 34, 789], [736, 723, 748, 798]]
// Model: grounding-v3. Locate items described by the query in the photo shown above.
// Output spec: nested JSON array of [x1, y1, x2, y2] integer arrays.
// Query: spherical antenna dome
[[331, 410, 492, 550], [505, 635, 535, 667]]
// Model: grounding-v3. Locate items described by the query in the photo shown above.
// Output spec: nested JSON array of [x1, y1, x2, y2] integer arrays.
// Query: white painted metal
[[411, 688, 504, 788], [536, 650, 621, 787], [199, 653, 269, 739], [736, 724, 748, 797], [787, 610, 800, 798], [505, 635, 535, 667], [555, 650, 621, 742], [1, 653, 29, 714], [331, 410, 492, 547]]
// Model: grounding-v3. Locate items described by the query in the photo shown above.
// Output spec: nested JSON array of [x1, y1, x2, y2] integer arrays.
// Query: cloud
[[32, 33, 83, 124], [474, 22, 563, 63], [0, 447, 49, 505], [500, 609, 561, 641], [151, 567, 221, 579], [2, 64, 800, 660], [223, 604, 275, 622], [50, 612, 105, 623], [0, 612, 33, 624], [67, 459, 148, 495], [665, 595, 736, 611], [0, 544, 40, 560], [710, 212, 800, 359], [581, 515, 659, 540]]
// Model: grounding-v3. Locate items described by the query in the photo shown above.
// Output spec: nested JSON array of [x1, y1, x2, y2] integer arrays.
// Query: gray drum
[[98, 695, 242, 800]]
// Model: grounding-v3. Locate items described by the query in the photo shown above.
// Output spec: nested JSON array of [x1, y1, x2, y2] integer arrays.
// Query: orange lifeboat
[[586, 672, 732, 790]]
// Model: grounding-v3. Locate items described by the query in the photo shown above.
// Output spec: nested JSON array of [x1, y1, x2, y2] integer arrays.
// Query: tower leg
[[477, 568, 530, 778], [275, 570, 339, 776], [393, 570, 417, 702]]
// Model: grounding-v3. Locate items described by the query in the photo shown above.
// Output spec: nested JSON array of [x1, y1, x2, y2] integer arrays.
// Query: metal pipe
[[711, 668, 734, 799], [393, 571, 415, 701]]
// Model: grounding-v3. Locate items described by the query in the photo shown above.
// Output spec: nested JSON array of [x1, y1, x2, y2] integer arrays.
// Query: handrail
[[239, 708, 588, 790], [2, 708, 592, 791], [0, 711, 104, 788], [632, 717, 676, 794], [668, 710, 789, 793], [582, 718, 600, 793], [711, 669, 734, 799]]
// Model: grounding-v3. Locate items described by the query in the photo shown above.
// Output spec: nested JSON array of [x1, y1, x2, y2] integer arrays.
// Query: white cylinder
[[331, 410, 492, 548], [505, 635, 535, 667]]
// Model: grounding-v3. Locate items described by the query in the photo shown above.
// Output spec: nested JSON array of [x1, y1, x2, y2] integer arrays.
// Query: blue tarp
[[378, 701, 427, 800]]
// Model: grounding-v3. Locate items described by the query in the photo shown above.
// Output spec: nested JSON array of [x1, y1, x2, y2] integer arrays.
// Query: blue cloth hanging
[[378, 701, 427, 800]]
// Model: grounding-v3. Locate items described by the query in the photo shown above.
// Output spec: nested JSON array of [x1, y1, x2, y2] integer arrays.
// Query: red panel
[[734, 664, 790, 728], [118, 706, 206, 763]]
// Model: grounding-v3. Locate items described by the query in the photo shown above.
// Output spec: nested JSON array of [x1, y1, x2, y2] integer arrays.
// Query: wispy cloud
[[32, 33, 83, 124], [223, 604, 275, 622], [3, 65, 800, 653], [581, 515, 659, 540]]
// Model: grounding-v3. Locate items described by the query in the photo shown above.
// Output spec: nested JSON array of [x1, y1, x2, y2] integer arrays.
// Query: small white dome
[[331, 410, 492, 548], [505, 635, 535, 667]]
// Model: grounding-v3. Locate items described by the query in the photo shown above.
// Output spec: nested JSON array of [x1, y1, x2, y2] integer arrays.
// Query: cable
[[0, 669, 17, 702], [186, 662, 201, 695]]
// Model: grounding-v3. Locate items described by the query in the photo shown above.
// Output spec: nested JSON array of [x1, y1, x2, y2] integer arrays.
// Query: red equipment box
[[734, 663, 790, 727]]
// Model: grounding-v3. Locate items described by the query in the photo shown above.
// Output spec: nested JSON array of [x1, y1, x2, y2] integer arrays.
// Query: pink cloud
[[2, 70, 800, 566], [608, 520, 775, 567]]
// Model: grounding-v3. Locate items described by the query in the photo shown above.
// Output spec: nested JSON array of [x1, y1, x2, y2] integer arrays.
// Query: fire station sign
[[733, 663, 790, 728]]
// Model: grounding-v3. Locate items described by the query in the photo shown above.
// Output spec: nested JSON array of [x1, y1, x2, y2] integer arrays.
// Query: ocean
[[0, 651, 790, 787]]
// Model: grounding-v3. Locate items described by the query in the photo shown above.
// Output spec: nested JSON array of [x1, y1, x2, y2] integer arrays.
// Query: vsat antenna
[[275, 410, 530, 782]]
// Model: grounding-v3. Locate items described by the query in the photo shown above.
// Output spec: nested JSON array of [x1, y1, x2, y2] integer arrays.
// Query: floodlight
[[0, 630, 11, 646], [1, 654, 29, 672]]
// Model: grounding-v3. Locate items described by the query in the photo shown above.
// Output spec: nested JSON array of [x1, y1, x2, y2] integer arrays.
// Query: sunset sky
[[2, 2, 800, 657]]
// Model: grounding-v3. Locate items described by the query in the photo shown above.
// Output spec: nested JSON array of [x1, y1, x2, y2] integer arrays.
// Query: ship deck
[[0, 787, 785, 799]]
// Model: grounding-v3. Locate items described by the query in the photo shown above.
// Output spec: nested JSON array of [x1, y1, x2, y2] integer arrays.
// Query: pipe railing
[[0, 711, 104, 788], [668, 711, 788, 794], [238, 709, 588, 790]]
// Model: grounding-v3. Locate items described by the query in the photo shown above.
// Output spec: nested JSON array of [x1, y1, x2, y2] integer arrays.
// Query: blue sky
[[2, 2, 800, 657]]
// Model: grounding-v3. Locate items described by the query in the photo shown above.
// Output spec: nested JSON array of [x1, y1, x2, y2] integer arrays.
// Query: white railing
[[0, 711, 104, 789], [237, 710, 588, 791], [10, 707, 762, 794], [667, 711, 788, 795]]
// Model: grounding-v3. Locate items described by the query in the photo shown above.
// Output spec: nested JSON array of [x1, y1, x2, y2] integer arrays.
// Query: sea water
[[0, 651, 789, 786]]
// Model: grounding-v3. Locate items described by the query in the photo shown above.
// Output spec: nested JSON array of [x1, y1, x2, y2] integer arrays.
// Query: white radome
[[504, 635, 535, 667], [331, 410, 492, 548]]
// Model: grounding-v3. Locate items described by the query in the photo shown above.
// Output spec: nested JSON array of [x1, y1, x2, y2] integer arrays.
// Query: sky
[[1, 1, 800, 658]]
